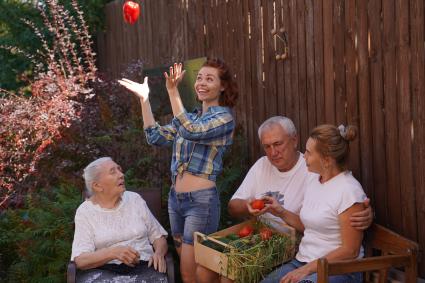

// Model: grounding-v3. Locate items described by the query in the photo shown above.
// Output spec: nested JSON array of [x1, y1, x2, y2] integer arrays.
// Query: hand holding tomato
[[118, 77, 150, 102], [250, 199, 265, 210], [247, 198, 267, 216], [123, 1, 140, 25]]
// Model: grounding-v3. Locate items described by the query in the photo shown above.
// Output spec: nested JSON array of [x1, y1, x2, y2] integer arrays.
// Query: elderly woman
[[260, 124, 366, 283], [71, 157, 169, 283]]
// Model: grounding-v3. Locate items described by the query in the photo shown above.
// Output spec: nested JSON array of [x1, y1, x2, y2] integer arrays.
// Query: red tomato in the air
[[238, 225, 254, 238], [259, 228, 273, 241], [251, 199, 265, 210], [123, 1, 140, 25]]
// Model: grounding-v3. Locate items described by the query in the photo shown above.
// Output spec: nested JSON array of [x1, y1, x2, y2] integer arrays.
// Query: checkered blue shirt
[[144, 106, 235, 183]]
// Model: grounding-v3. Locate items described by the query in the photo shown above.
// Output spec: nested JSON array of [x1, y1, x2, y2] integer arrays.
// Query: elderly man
[[196, 116, 372, 283], [71, 157, 169, 283]]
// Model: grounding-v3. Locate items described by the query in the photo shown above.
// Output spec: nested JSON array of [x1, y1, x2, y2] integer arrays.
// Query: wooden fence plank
[[244, 0, 256, 161], [135, 0, 146, 62], [218, 0, 227, 59], [333, 0, 346, 126], [289, 0, 300, 142], [368, 0, 388, 226], [171, 0, 187, 62], [282, 0, 293, 119], [410, 0, 425, 276], [249, 0, 264, 159], [188, 0, 197, 59], [396, 0, 417, 240], [344, 0, 360, 179], [357, 0, 373, 198], [143, 0, 153, 67], [297, 0, 308, 151], [263, 0, 278, 117], [275, 0, 286, 116], [305, 0, 316, 136], [323, 0, 335, 124], [313, 0, 325, 125], [383, 0, 402, 232], [233, 0, 247, 131]]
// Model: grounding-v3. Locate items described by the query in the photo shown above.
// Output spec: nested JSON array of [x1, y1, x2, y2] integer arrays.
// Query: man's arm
[[350, 198, 373, 230], [228, 199, 251, 220]]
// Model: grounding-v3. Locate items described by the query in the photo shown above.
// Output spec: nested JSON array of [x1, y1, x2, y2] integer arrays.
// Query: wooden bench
[[317, 223, 419, 283]]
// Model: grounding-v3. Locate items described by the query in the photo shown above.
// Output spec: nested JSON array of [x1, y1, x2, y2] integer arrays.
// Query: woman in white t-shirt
[[261, 124, 366, 283], [71, 157, 169, 283]]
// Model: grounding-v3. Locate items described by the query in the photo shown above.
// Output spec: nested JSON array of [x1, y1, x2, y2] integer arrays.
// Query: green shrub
[[0, 185, 81, 283]]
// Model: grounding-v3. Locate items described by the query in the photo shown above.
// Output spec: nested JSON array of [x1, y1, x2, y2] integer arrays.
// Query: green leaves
[[0, 185, 81, 283]]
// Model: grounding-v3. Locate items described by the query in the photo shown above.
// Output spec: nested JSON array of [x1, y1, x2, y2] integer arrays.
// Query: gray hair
[[83, 157, 112, 196], [258, 116, 297, 139]]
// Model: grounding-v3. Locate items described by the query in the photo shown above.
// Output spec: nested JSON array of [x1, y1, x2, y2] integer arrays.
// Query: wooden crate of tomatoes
[[194, 217, 297, 283]]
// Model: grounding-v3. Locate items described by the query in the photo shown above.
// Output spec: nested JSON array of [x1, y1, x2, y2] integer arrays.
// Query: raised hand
[[164, 62, 186, 91], [111, 246, 140, 267], [118, 77, 150, 102]]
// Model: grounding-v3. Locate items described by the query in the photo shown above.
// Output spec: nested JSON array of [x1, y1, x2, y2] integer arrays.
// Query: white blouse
[[71, 191, 168, 264], [296, 171, 366, 263]]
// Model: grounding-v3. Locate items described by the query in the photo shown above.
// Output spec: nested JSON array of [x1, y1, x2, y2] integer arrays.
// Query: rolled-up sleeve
[[70, 209, 95, 261], [173, 111, 234, 145], [144, 122, 176, 147]]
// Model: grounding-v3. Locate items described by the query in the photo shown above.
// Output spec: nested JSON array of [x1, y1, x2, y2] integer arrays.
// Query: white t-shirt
[[296, 171, 367, 263], [71, 191, 168, 264], [231, 154, 309, 222]]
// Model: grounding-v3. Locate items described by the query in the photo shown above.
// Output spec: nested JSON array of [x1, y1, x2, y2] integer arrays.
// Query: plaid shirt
[[144, 106, 235, 183]]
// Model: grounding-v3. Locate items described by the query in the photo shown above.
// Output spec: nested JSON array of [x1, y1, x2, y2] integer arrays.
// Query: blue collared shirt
[[144, 106, 235, 182]]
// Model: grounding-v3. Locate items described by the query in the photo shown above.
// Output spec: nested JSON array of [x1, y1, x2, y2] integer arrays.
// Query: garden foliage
[[0, 0, 112, 92], [0, 0, 97, 208], [0, 185, 81, 283]]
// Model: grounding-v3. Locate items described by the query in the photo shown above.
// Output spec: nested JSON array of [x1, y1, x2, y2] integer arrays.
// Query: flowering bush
[[0, 0, 96, 208]]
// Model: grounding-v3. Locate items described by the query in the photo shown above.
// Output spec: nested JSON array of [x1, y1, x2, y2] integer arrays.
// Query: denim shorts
[[260, 259, 362, 283], [168, 186, 220, 245]]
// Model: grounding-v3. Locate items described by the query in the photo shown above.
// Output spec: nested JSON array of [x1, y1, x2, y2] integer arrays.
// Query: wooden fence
[[97, 0, 425, 277]]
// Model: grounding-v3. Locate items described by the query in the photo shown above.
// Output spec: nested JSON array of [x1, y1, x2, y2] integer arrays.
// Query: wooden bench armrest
[[317, 254, 414, 283]]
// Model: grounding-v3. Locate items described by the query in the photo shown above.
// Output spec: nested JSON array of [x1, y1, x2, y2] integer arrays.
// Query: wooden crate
[[194, 218, 297, 280]]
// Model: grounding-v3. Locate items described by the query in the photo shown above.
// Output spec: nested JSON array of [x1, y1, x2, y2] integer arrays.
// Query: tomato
[[238, 225, 254, 238], [259, 228, 273, 241], [123, 1, 140, 25], [250, 199, 265, 210]]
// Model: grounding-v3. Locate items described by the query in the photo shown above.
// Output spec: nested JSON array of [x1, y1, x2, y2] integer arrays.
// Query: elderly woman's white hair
[[258, 116, 297, 139], [83, 157, 113, 196]]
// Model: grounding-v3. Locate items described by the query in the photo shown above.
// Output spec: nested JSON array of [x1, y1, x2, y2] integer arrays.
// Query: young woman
[[118, 58, 238, 283], [260, 124, 366, 283]]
